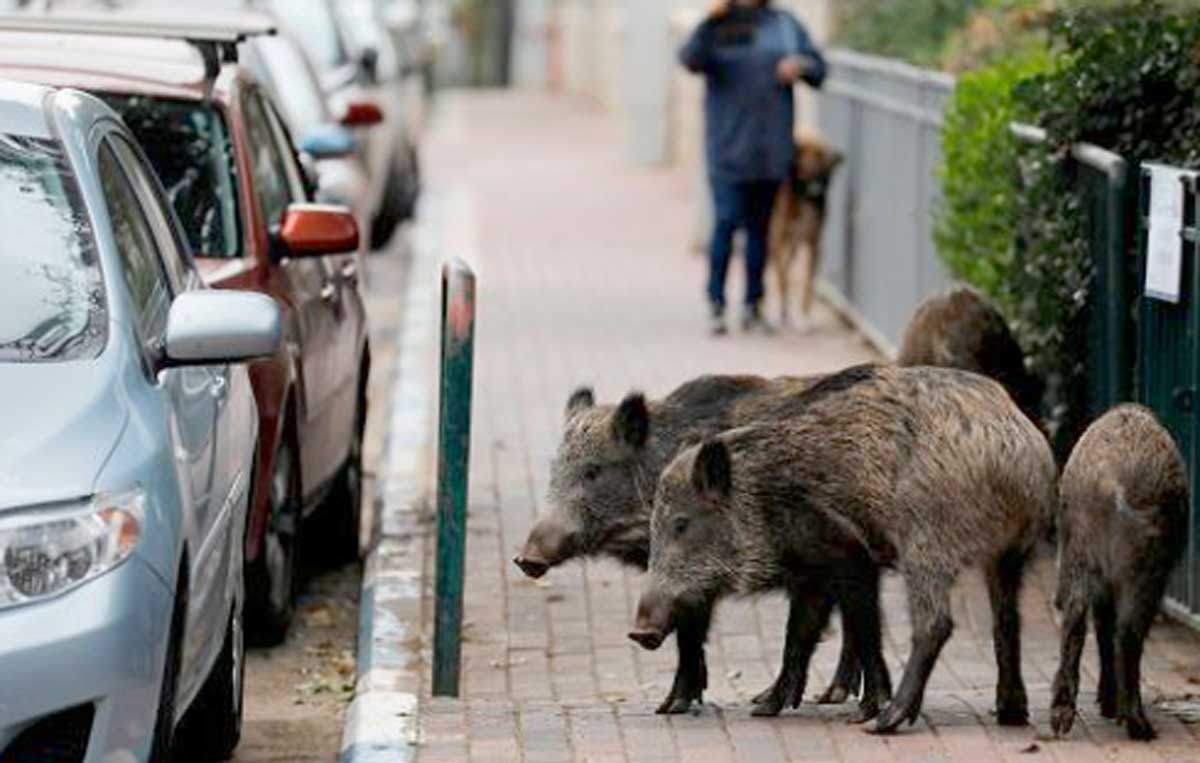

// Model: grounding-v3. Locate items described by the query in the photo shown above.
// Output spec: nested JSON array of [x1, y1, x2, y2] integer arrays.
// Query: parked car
[[240, 30, 380, 238], [0, 10, 372, 644], [261, 0, 422, 248], [0, 79, 281, 761]]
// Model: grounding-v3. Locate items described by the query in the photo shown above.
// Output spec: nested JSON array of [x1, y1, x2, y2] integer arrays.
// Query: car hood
[[0, 361, 127, 510]]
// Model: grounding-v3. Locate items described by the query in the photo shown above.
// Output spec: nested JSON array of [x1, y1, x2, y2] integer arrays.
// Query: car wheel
[[369, 145, 420, 250], [175, 605, 245, 761], [149, 581, 186, 763], [322, 394, 365, 565], [246, 440, 299, 645]]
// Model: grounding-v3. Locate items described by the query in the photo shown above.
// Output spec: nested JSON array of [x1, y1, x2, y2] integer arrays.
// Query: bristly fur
[[899, 286, 1044, 429], [525, 372, 874, 715], [1051, 404, 1188, 741], [645, 365, 1057, 730]]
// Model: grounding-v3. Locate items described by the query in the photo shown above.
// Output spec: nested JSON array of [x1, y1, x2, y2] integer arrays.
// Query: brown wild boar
[[631, 364, 1057, 732], [514, 374, 869, 715], [1050, 404, 1188, 741], [898, 286, 1043, 426]]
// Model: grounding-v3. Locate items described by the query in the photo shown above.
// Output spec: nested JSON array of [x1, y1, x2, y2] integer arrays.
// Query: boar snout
[[628, 588, 674, 651], [514, 514, 576, 579]]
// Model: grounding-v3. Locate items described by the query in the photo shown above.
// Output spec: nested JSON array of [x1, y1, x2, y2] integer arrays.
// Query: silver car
[[0, 80, 280, 761]]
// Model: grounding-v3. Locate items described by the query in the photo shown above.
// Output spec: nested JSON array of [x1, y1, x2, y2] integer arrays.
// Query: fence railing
[[1012, 124, 1135, 458], [815, 49, 955, 352], [1138, 168, 1200, 624]]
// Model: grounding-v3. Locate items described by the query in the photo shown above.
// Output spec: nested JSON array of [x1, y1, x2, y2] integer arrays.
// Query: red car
[[0, 10, 372, 642]]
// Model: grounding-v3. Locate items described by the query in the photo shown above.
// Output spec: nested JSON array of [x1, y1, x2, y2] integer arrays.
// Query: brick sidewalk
[[411, 92, 1200, 762]]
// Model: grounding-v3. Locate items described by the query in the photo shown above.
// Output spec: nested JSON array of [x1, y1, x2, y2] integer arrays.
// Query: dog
[[768, 130, 843, 323]]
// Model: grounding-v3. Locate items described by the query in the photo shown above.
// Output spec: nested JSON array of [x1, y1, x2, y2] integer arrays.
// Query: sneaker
[[742, 304, 774, 334], [710, 305, 728, 336]]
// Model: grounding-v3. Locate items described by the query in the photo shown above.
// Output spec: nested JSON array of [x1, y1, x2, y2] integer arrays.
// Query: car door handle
[[210, 374, 228, 402], [340, 261, 358, 284]]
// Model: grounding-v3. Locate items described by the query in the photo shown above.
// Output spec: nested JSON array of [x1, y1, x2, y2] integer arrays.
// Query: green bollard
[[432, 259, 476, 698]]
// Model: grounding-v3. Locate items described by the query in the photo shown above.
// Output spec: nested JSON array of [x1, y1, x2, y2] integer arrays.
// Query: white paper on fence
[[1144, 165, 1190, 303]]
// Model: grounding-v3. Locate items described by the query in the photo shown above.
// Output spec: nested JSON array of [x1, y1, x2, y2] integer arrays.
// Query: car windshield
[[270, 0, 349, 70], [0, 134, 105, 362], [101, 95, 241, 259]]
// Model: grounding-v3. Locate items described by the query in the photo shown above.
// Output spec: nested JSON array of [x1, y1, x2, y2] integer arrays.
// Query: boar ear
[[692, 439, 732, 499], [565, 387, 595, 419], [611, 393, 650, 449]]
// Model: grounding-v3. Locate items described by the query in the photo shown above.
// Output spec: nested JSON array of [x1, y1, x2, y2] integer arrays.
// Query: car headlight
[[0, 488, 144, 610]]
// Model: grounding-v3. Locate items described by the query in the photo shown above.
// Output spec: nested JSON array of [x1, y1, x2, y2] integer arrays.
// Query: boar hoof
[[1097, 695, 1118, 719], [656, 696, 697, 715], [819, 685, 851, 705], [750, 698, 784, 718], [994, 705, 1029, 726], [1122, 714, 1156, 742], [1049, 704, 1076, 738], [848, 700, 880, 725], [870, 701, 919, 734]]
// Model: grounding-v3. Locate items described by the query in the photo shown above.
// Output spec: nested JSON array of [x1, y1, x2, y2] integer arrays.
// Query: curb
[[339, 195, 445, 762]]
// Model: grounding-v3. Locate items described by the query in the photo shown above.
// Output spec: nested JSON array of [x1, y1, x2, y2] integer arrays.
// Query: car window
[[0, 134, 106, 362], [98, 142, 171, 347], [107, 134, 191, 295], [262, 99, 309, 203], [244, 91, 295, 228], [101, 94, 241, 260]]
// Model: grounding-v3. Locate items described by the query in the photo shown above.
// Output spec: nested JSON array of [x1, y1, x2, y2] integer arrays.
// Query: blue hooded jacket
[[679, 6, 826, 183]]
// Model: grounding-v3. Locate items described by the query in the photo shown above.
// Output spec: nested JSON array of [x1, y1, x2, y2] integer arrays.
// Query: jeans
[[707, 177, 780, 311]]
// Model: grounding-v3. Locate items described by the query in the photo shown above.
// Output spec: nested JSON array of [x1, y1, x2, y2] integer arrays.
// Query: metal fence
[[815, 49, 955, 352], [1012, 124, 1136, 459], [1138, 168, 1200, 624]]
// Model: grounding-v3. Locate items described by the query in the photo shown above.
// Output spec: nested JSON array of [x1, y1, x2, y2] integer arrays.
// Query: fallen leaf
[[302, 605, 335, 629]]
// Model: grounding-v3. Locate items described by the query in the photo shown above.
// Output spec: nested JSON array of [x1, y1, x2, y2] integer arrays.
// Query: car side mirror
[[299, 124, 358, 160], [340, 99, 384, 128], [270, 203, 359, 262], [164, 291, 282, 366]]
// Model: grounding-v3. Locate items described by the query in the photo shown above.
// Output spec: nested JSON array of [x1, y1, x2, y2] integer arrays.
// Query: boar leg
[[986, 548, 1029, 725], [872, 569, 954, 734], [1092, 585, 1118, 719], [751, 588, 830, 717], [750, 596, 854, 706], [1049, 571, 1089, 738], [657, 607, 711, 715], [818, 632, 862, 705], [836, 568, 890, 723], [1116, 576, 1167, 741]]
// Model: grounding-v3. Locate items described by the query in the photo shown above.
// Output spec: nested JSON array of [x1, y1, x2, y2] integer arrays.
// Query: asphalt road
[[230, 234, 410, 763]]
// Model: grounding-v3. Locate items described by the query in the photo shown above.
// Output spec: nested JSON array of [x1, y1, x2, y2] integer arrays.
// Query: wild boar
[[514, 374, 867, 715], [1050, 404, 1188, 741], [898, 286, 1043, 426], [632, 364, 1057, 732]]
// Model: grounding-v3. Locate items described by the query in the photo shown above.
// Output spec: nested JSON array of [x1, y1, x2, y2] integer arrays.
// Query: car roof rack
[[0, 9, 276, 83]]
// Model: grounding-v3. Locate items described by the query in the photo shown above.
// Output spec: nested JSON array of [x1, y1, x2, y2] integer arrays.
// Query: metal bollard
[[432, 259, 476, 697]]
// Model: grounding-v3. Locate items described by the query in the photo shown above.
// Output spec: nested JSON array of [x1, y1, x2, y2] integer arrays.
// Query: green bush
[[937, 0, 1200, 450], [1012, 1, 1200, 447], [935, 51, 1053, 300], [832, 0, 989, 68]]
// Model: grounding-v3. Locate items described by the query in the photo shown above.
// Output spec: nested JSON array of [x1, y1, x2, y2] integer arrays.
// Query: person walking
[[680, 0, 826, 335]]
